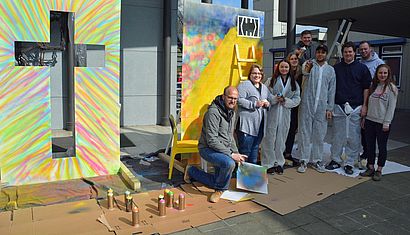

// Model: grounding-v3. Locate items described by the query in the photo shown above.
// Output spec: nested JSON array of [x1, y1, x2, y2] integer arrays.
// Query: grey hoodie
[[198, 95, 238, 156], [359, 51, 384, 77]]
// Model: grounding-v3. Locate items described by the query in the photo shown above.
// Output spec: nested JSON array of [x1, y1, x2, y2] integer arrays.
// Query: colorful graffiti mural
[[0, 0, 121, 185], [181, 1, 264, 140]]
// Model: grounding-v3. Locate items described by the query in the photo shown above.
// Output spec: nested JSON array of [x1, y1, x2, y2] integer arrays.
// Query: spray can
[[178, 193, 186, 211], [107, 188, 114, 210], [158, 199, 166, 217], [167, 191, 174, 208], [124, 190, 130, 204], [158, 194, 164, 210], [131, 206, 139, 227], [125, 194, 133, 212], [164, 189, 170, 205]]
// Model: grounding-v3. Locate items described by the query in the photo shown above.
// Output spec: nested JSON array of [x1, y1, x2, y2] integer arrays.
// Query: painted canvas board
[[237, 162, 268, 194], [181, 1, 264, 140]]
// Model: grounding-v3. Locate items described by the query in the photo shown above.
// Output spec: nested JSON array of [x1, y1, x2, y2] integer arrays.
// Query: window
[[382, 56, 402, 88], [382, 45, 402, 54]]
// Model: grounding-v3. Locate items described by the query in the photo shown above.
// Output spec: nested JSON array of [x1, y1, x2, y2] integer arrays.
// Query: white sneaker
[[312, 161, 326, 173], [358, 158, 367, 170], [297, 161, 307, 173]]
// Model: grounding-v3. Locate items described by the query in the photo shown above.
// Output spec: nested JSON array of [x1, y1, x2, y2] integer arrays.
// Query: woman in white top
[[360, 64, 398, 181], [261, 60, 301, 174]]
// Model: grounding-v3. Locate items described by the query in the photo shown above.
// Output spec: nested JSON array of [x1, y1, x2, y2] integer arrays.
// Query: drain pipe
[[160, 0, 171, 126], [286, 0, 296, 54]]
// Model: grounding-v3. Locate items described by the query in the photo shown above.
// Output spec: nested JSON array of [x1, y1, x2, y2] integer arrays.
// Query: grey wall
[[120, 0, 178, 126]]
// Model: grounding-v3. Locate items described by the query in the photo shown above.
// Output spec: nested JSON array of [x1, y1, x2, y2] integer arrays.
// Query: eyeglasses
[[226, 96, 238, 101]]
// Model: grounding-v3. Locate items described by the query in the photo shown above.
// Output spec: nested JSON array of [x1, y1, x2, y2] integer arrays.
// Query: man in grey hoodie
[[184, 86, 247, 203], [358, 41, 385, 167]]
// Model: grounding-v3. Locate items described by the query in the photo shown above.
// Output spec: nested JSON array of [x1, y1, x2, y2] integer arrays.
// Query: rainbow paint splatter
[[0, 0, 120, 185], [181, 2, 264, 140]]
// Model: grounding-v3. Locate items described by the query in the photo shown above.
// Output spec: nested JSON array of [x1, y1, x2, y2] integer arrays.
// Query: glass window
[[382, 45, 402, 54], [382, 56, 402, 88]]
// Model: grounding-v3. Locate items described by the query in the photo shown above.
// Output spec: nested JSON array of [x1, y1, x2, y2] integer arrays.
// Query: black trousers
[[365, 119, 390, 167], [361, 127, 367, 158], [284, 107, 299, 156]]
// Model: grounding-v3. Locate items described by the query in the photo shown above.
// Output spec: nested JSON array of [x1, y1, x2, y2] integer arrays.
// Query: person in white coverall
[[297, 44, 336, 173], [261, 60, 301, 175]]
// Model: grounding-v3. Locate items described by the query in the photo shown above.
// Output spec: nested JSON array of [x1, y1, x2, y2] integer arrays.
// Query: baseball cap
[[316, 44, 328, 52]]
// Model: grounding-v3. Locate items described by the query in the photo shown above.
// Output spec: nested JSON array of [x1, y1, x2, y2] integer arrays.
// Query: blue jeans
[[188, 147, 236, 191], [237, 128, 263, 164]]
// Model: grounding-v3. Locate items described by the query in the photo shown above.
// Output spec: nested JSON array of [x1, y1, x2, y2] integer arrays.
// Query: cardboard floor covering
[[0, 185, 265, 235], [250, 168, 369, 215]]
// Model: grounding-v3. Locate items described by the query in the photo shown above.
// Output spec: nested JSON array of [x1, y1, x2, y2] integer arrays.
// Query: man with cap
[[297, 44, 336, 173]]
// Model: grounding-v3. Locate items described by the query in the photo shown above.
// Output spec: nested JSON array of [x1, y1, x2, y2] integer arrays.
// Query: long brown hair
[[369, 64, 397, 95], [286, 52, 303, 85], [270, 60, 297, 91]]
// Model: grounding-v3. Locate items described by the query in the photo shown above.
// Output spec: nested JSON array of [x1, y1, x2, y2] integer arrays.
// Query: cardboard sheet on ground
[[292, 142, 410, 178], [251, 169, 368, 215], [237, 162, 268, 194]]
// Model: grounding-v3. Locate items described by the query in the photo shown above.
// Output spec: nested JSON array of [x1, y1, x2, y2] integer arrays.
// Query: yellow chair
[[168, 114, 199, 179]]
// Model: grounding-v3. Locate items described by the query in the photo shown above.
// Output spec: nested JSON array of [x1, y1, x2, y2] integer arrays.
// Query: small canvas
[[237, 162, 268, 194]]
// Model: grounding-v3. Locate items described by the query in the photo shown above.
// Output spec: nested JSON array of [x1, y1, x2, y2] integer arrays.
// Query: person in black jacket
[[326, 41, 372, 175]]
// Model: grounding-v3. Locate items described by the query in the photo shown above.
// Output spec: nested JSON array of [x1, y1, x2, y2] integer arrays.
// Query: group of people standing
[[184, 30, 398, 203]]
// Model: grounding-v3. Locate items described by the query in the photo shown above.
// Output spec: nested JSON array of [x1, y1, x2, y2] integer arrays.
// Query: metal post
[[286, 0, 296, 55], [241, 0, 249, 9], [160, 0, 171, 126], [66, 12, 75, 134]]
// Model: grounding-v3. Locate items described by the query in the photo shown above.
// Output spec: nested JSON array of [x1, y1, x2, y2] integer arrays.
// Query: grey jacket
[[359, 51, 384, 77], [198, 95, 238, 156], [237, 80, 272, 136]]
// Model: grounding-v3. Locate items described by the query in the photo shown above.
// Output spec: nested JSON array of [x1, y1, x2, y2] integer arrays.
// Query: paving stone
[[230, 220, 272, 235], [349, 227, 380, 235], [301, 220, 343, 235], [171, 228, 202, 235], [202, 227, 237, 235], [344, 209, 384, 226], [223, 213, 256, 226], [363, 202, 401, 220], [387, 215, 410, 232], [285, 209, 320, 226], [384, 195, 410, 215], [324, 215, 364, 233], [275, 227, 310, 235], [371, 220, 410, 235], [250, 210, 297, 232], [197, 221, 228, 233]]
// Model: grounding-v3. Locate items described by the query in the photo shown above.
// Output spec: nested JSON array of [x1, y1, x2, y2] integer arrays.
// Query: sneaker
[[275, 165, 284, 175], [312, 161, 326, 173], [359, 168, 374, 177], [372, 171, 382, 181], [344, 165, 353, 175], [297, 161, 307, 173], [358, 158, 367, 170], [183, 165, 191, 184], [325, 160, 341, 170], [267, 166, 275, 174], [209, 190, 224, 203]]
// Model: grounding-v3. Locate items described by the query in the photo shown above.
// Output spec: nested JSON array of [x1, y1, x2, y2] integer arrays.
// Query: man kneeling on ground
[[184, 86, 247, 203]]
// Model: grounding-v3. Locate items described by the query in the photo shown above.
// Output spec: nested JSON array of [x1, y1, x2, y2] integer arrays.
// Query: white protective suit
[[330, 104, 362, 166], [261, 76, 301, 168], [299, 60, 336, 163]]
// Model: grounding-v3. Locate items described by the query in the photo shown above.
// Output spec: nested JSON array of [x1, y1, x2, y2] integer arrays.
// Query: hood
[[210, 95, 234, 121], [361, 51, 381, 63]]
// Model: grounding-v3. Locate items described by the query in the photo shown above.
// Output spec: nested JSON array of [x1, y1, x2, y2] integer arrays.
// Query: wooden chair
[[168, 114, 199, 179]]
